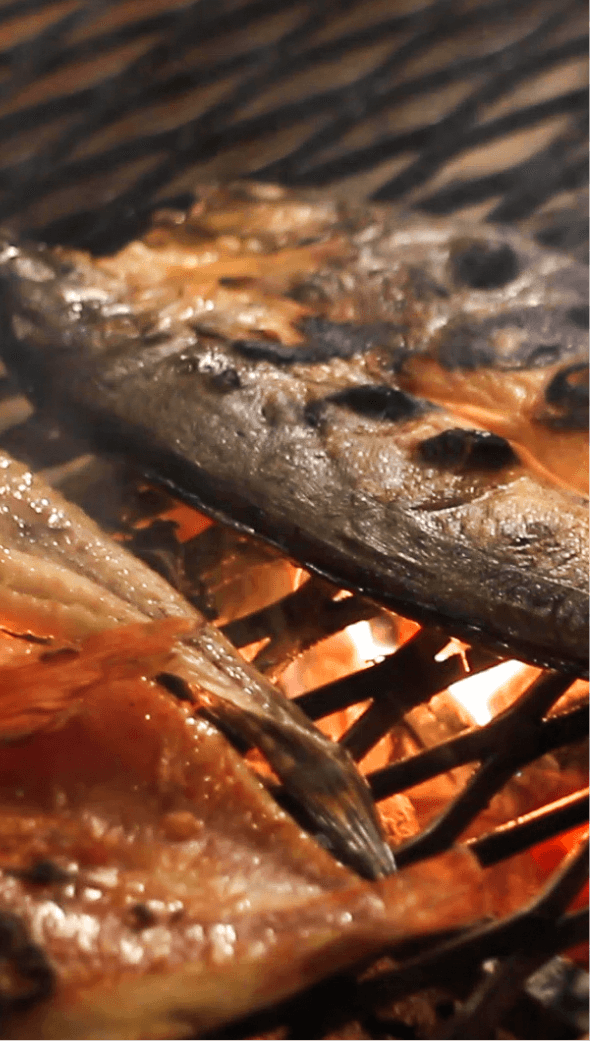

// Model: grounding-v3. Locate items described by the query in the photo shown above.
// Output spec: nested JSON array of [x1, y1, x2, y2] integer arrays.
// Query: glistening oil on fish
[[0, 611, 503, 1041], [0, 447, 394, 880], [0, 183, 586, 676]]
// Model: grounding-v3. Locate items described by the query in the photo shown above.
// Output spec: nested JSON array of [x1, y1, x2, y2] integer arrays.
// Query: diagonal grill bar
[[369, 694, 587, 800], [357, 837, 589, 1011], [294, 634, 499, 721], [0, 0, 584, 248], [467, 788, 589, 867], [373, 672, 578, 867], [434, 838, 589, 1038], [339, 637, 502, 762], [222, 574, 379, 676]]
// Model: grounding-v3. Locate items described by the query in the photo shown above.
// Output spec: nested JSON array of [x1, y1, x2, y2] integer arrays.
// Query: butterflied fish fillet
[[0, 447, 393, 879], [0, 619, 498, 1041], [0, 182, 587, 673]]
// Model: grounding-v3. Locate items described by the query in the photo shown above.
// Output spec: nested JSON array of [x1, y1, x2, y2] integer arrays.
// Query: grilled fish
[[0, 619, 494, 1041], [0, 181, 587, 674], [0, 446, 394, 879]]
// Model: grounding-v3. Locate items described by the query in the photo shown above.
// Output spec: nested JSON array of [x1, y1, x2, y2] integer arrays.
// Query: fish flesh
[[0, 616, 500, 1041], [0, 446, 394, 880], [0, 181, 587, 674]]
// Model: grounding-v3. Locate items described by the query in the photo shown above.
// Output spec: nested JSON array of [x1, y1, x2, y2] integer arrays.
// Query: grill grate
[[0, 1, 586, 1038], [0, 0, 586, 250]]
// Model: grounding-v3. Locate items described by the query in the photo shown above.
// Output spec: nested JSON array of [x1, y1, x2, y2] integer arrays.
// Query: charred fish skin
[[0, 182, 587, 676]]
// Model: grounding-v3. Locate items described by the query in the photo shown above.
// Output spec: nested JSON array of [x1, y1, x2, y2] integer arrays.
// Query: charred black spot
[[544, 363, 589, 428], [303, 399, 326, 427], [209, 367, 241, 391], [174, 354, 199, 375], [328, 385, 427, 423], [568, 305, 589, 330], [156, 671, 194, 702], [526, 343, 561, 367], [8, 859, 71, 885], [546, 362, 589, 407], [451, 240, 519, 290], [218, 276, 254, 289], [288, 280, 330, 304], [419, 428, 517, 470], [0, 628, 50, 645], [142, 330, 173, 347], [233, 337, 298, 362], [0, 911, 54, 1013], [129, 903, 157, 929], [39, 646, 79, 664], [234, 318, 396, 365]]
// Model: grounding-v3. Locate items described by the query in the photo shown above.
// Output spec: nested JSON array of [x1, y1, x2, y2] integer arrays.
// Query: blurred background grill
[[0, 1, 587, 1039], [0, 0, 586, 252]]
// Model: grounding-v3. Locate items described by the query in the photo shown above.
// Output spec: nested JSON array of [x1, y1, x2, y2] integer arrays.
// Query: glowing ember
[[448, 659, 535, 725], [344, 618, 398, 668]]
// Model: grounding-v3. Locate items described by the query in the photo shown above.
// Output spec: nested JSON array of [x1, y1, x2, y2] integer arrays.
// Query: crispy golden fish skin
[[0, 619, 497, 1041], [0, 446, 394, 879], [0, 182, 587, 675]]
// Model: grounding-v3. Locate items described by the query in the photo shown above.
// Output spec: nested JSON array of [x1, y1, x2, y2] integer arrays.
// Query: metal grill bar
[[470, 789, 589, 867], [0, 0, 583, 249], [365, 838, 588, 991], [369, 701, 587, 800]]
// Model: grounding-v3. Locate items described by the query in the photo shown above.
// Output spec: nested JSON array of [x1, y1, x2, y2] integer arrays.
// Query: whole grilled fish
[[0, 182, 587, 674]]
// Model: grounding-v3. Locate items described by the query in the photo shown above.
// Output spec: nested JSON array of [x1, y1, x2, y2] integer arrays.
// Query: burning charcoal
[[0, 185, 587, 675], [183, 525, 295, 626], [222, 575, 380, 680]]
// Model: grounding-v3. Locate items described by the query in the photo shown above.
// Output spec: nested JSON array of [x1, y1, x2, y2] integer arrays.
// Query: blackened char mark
[[0, 910, 55, 1014], [6, 859, 72, 885], [544, 362, 589, 428], [233, 317, 398, 364], [327, 385, 429, 422], [156, 671, 195, 702], [438, 306, 588, 371], [451, 240, 520, 289], [568, 306, 589, 330], [129, 903, 158, 930], [209, 367, 241, 391], [304, 384, 430, 427], [525, 344, 562, 367], [419, 428, 518, 470]]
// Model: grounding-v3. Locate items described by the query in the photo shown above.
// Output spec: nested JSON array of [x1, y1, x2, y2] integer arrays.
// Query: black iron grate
[[0, 0, 586, 251]]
